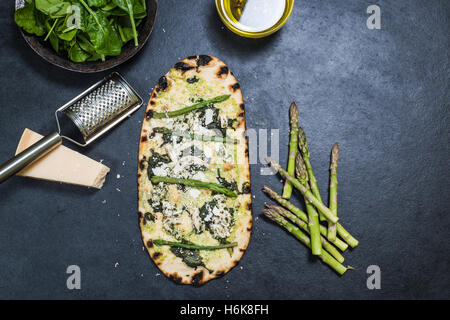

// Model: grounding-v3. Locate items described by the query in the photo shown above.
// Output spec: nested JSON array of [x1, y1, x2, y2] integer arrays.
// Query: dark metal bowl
[[15, 0, 157, 73]]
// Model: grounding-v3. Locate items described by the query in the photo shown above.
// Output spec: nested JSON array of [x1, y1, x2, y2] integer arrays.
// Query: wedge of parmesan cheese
[[15, 128, 110, 189]]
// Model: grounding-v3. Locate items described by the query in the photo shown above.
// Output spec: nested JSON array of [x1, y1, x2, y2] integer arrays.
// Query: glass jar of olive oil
[[215, 0, 294, 38]]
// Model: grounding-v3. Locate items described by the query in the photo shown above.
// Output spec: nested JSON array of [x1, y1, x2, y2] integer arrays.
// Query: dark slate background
[[0, 0, 448, 300]]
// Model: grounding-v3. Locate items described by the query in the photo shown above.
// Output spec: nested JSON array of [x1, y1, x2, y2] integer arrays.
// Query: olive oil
[[223, 0, 286, 33], [216, 0, 294, 38]]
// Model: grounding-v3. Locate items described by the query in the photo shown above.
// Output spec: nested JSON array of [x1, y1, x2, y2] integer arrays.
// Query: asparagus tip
[[261, 208, 279, 221], [289, 101, 298, 118], [295, 153, 302, 165], [330, 143, 340, 171], [265, 158, 279, 172], [295, 153, 308, 182], [262, 185, 274, 194], [298, 126, 305, 137], [268, 204, 287, 217], [264, 203, 278, 211], [298, 127, 308, 151], [331, 142, 340, 159]]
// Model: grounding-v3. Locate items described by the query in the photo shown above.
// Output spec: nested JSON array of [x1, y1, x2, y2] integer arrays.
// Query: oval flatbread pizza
[[138, 55, 252, 286]]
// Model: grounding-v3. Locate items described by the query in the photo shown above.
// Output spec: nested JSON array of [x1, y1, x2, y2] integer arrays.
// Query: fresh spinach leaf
[[35, 0, 71, 18], [77, 33, 96, 53], [77, 33, 103, 61], [15, 0, 147, 63], [68, 43, 90, 62], [43, 18, 60, 52], [87, 0, 109, 7], [117, 24, 133, 43], [117, 18, 142, 43], [57, 28, 77, 41], [14, 3, 46, 36], [85, 12, 122, 56], [112, 0, 138, 46]]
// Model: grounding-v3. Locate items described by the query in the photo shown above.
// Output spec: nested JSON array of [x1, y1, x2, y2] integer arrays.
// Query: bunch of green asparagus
[[262, 102, 358, 275]]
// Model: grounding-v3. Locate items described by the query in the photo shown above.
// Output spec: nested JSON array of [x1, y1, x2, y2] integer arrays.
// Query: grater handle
[[0, 132, 62, 183]]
